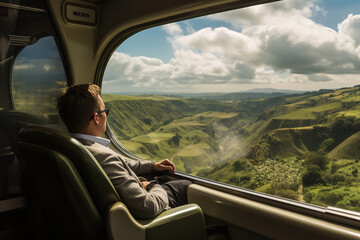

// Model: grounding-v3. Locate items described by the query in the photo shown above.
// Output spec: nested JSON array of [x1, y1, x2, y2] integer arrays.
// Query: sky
[[102, 0, 360, 93]]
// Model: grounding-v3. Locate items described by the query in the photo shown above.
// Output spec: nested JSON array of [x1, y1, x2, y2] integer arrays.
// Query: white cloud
[[13, 63, 34, 70], [338, 14, 360, 47], [103, 0, 360, 92], [173, 27, 258, 61], [13, 59, 65, 76], [307, 74, 333, 82], [208, 0, 321, 29], [162, 23, 183, 36]]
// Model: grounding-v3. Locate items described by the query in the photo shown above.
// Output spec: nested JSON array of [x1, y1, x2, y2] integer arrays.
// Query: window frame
[[96, 1, 360, 229], [9, 12, 71, 112], [105, 122, 142, 160], [0, 0, 70, 212]]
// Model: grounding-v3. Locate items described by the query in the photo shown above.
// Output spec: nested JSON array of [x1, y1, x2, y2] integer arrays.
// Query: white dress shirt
[[70, 133, 111, 147]]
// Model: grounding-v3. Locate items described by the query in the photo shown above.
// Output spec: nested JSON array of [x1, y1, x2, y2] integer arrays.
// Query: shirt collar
[[70, 133, 111, 148]]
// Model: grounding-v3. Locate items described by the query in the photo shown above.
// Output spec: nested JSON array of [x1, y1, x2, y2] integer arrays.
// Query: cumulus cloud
[[307, 74, 333, 82], [234, 63, 255, 79], [103, 0, 360, 92], [338, 14, 360, 47], [208, 0, 321, 29], [162, 23, 183, 36], [173, 27, 258, 60], [13, 58, 65, 77]]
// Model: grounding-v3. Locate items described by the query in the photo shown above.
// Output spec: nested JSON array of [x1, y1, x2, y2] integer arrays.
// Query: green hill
[[103, 94, 246, 173], [328, 131, 360, 159], [195, 86, 360, 211], [104, 87, 360, 163], [103, 86, 360, 211], [103, 95, 194, 139]]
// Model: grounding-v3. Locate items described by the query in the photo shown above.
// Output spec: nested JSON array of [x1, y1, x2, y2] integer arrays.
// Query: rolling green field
[[337, 110, 360, 118], [103, 85, 360, 212], [132, 132, 174, 144], [274, 102, 341, 120]]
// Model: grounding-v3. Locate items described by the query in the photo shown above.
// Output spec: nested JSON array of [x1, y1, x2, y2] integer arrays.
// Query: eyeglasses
[[90, 107, 110, 120]]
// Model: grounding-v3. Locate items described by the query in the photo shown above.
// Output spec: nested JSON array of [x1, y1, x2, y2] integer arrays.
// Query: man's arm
[[124, 157, 175, 175], [96, 152, 169, 219], [122, 156, 153, 175]]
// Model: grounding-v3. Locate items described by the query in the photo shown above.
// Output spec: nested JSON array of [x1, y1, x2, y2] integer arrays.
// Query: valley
[[103, 85, 360, 212]]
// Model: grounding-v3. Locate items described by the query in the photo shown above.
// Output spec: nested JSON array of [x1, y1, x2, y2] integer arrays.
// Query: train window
[[102, 0, 360, 213], [1, 2, 67, 203], [12, 36, 67, 122]]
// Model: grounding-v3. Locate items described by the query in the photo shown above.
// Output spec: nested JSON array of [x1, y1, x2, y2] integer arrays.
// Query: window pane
[[12, 37, 67, 122], [103, 0, 360, 213], [1, 4, 66, 202]]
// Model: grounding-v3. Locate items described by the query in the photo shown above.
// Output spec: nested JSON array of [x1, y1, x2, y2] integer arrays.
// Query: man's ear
[[93, 113, 100, 125]]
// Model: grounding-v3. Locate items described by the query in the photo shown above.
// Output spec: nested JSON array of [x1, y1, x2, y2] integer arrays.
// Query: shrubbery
[[303, 152, 329, 170], [330, 115, 360, 145], [143, 118, 152, 125], [232, 159, 250, 171], [168, 133, 182, 146], [302, 165, 325, 187], [319, 191, 343, 205], [318, 138, 335, 153]]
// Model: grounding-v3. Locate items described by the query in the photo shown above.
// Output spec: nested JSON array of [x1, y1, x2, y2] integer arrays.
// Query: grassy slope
[[103, 94, 194, 139], [104, 87, 360, 210], [328, 131, 360, 159], [251, 87, 360, 159], [103, 94, 242, 174], [274, 102, 341, 120], [197, 86, 360, 211]]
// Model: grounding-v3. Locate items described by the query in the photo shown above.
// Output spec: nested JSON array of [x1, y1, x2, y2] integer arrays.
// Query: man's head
[[57, 84, 108, 135]]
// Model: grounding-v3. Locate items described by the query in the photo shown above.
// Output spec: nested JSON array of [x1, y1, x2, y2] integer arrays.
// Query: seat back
[[18, 125, 121, 240], [0, 111, 46, 199]]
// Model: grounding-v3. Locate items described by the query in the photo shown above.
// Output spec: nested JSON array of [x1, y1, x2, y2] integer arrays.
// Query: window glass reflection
[[12, 37, 67, 122]]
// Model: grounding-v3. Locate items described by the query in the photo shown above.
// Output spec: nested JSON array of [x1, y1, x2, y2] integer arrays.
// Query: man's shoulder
[[75, 138, 117, 156]]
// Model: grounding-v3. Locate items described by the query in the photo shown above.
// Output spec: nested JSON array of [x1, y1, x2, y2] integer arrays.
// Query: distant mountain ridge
[[244, 88, 304, 94], [104, 88, 306, 100]]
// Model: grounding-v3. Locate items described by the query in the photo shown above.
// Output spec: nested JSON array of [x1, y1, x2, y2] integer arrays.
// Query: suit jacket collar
[[71, 133, 110, 147]]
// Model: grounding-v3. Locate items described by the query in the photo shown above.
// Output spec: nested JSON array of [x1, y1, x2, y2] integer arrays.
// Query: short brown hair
[[57, 84, 102, 133]]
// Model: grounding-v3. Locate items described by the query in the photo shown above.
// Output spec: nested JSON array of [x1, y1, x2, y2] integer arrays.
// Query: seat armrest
[[140, 203, 207, 240], [107, 202, 145, 240], [108, 203, 207, 240]]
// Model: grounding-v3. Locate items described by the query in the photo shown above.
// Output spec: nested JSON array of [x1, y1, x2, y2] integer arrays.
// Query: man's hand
[[154, 159, 175, 173], [141, 181, 151, 189]]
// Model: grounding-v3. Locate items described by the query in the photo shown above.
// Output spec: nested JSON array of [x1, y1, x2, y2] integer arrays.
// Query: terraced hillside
[[103, 86, 360, 211], [200, 86, 360, 212]]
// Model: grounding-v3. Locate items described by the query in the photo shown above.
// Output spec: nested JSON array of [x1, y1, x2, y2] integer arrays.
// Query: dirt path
[[298, 184, 305, 202], [170, 148, 184, 161]]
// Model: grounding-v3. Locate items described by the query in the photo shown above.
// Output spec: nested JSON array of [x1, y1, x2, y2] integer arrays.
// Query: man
[[57, 84, 191, 219]]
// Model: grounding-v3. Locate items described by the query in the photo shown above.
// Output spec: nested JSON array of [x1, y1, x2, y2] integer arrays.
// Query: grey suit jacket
[[76, 138, 169, 219]]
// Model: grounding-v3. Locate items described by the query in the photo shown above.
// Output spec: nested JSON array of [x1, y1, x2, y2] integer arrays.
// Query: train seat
[[0, 110, 47, 199], [17, 125, 207, 240]]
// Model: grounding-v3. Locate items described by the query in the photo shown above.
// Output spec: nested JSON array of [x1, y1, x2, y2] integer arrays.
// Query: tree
[[304, 152, 329, 170], [319, 191, 342, 206], [352, 169, 358, 177], [232, 159, 249, 171], [318, 138, 335, 153], [143, 118, 152, 125], [168, 133, 182, 146], [302, 165, 325, 187], [331, 164, 339, 174]]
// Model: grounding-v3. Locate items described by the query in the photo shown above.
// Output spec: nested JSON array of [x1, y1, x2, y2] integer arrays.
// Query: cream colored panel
[[46, 0, 99, 85], [188, 184, 360, 240]]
